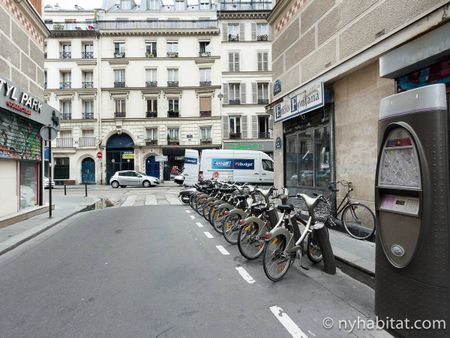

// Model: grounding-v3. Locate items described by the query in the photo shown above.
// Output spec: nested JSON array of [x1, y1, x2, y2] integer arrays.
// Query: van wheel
[[111, 181, 119, 188], [143, 180, 151, 188]]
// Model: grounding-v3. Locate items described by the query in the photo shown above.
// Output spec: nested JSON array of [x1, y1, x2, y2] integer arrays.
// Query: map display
[[379, 129, 421, 188]]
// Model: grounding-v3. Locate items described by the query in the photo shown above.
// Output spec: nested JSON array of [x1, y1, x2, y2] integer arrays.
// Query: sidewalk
[[0, 195, 100, 256]]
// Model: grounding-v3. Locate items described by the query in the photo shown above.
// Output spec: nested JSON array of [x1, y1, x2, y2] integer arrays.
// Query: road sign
[[155, 155, 168, 162], [97, 151, 102, 159], [39, 126, 58, 141]]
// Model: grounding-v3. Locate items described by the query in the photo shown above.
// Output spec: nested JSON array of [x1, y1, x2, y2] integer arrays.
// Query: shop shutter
[[252, 82, 257, 104], [241, 115, 248, 138], [251, 23, 256, 40], [222, 23, 228, 41], [223, 83, 229, 104], [240, 83, 246, 104], [240, 23, 245, 41], [252, 115, 258, 138], [223, 116, 229, 139]]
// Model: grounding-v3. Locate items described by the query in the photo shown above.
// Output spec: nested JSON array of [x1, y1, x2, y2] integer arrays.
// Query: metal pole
[[48, 126, 52, 218], [64, 184, 66, 196], [85, 183, 88, 197]]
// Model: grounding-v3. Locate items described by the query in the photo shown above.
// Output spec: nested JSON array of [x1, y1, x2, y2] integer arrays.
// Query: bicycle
[[324, 181, 376, 240]]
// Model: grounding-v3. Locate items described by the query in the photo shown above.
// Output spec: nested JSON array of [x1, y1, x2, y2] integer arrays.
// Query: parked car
[[110, 170, 160, 188], [44, 176, 55, 189]]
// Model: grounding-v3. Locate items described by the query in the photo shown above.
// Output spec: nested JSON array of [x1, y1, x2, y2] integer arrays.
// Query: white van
[[176, 149, 199, 185], [178, 149, 274, 185]]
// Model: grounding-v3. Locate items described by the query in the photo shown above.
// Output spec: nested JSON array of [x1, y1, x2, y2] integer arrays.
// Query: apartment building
[[268, 0, 450, 212], [44, 0, 273, 184]]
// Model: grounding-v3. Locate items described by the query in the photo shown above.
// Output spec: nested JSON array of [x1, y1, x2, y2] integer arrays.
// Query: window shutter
[[269, 82, 273, 101], [240, 23, 245, 41], [240, 83, 246, 104], [241, 115, 248, 138], [268, 115, 274, 133], [223, 116, 229, 139], [235, 53, 240, 72], [257, 52, 262, 71], [223, 23, 228, 41], [251, 23, 256, 41], [228, 52, 234, 71], [223, 83, 229, 104], [252, 82, 257, 104], [268, 25, 272, 40], [263, 52, 268, 71], [252, 115, 257, 138]]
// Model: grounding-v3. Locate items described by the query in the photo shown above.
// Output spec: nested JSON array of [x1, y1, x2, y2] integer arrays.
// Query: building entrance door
[[81, 158, 95, 184], [146, 156, 160, 178], [106, 133, 135, 183]]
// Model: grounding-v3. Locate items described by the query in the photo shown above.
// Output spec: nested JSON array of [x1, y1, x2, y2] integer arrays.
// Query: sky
[[44, 0, 105, 10]]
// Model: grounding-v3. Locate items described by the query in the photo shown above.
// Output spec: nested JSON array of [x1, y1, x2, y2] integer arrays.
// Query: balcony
[[229, 99, 240, 105], [228, 34, 239, 42], [114, 52, 125, 58], [146, 81, 157, 87], [168, 110, 179, 118], [146, 139, 158, 145], [82, 112, 94, 119], [167, 52, 179, 58], [98, 20, 218, 31], [146, 111, 158, 118], [47, 22, 97, 31], [82, 51, 94, 59], [199, 51, 211, 57], [115, 111, 126, 118], [258, 98, 269, 105], [229, 132, 241, 139], [82, 81, 94, 88], [200, 81, 211, 87], [200, 111, 211, 117], [146, 52, 157, 58], [167, 138, 179, 145], [114, 82, 125, 88], [79, 137, 96, 147], [219, 2, 272, 10], [56, 137, 73, 147], [59, 51, 71, 59], [257, 34, 269, 41], [167, 81, 179, 87], [200, 138, 212, 144], [59, 82, 71, 89], [258, 132, 270, 139], [61, 113, 72, 120]]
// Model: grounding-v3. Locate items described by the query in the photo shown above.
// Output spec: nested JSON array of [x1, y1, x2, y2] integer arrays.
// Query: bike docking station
[[375, 83, 449, 337]]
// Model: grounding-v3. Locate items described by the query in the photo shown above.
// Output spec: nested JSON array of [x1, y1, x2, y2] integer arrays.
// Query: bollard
[[64, 184, 67, 196], [85, 183, 88, 197]]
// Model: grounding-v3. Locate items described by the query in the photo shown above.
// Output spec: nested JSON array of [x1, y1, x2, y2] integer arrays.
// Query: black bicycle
[[324, 181, 376, 240]]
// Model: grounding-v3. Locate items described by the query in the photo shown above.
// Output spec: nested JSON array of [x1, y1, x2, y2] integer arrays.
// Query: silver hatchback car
[[110, 170, 160, 188]]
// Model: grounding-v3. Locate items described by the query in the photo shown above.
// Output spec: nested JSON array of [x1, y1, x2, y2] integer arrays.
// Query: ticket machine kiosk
[[375, 84, 449, 337]]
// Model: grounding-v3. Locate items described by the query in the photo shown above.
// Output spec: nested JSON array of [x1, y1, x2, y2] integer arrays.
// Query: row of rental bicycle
[[178, 181, 341, 281]]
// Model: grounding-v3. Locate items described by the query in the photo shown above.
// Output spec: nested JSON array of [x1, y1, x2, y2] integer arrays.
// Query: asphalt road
[[0, 204, 386, 338]]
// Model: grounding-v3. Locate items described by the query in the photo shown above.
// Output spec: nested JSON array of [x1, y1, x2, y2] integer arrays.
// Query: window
[[256, 23, 269, 40], [200, 127, 212, 143], [115, 99, 126, 117], [199, 68, 211, 86], [229, 83, 240, 104], [262, 159, 273, 172], [114, 42, 125, 57], [82, 71, 93, 88], [199, 96, 211, 117], [20, 161, 38, 209], [257, 52, 269, 71], [228, 23, 239, 41], [146, 99, 157, 117], [229, 116, 241, 138], [114, 69, 125, 87], [168, 99, 179, 115], [82, 42, 94, 58], [120, 0, 132, 10], [146, 128, 158, 140], [145, 41, 157, 57], [60, 71, 71, 89], [257, 83, 269, 104], [61, 101, 72, 119], [175, 0, 185, 11], [258, 115, 269, 138], [146, 0, 160, 10], [54, 157, 70, 180], [167, 41, 178, 57], [60, 43, 71, 58], [168, 68, 179, 86], [199, 41, 211, 56], [82, 100, 94, 119], [146, 69, 157, 86], [228, 52, 239, 72], [167, 128, 179, 141]]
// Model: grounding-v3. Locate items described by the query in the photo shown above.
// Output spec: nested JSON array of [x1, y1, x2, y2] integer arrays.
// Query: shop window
[[285, 134, 298, 187], [54, 157, 70, 180], [20, 161, 38, 209]]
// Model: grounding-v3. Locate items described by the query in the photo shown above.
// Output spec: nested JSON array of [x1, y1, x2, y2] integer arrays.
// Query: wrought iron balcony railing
[[61, 113, 72, 120], [146, 52, 157, 58], [229, 132, 241, 139], [146, 139, 158, 145], [219, 2, 272, 10], [146, 111, 158, 118], [82, 112, 94, 119], [229, 99, 240, 105], [114, 52, 125, 58], [167, 138, 179, 145], [200, 139, 212, 144], [167, 52, 179, 57], [199, 51, 211, 57], [257, 34, 269, 41], [167, 81, 179, 87], [82, 81, 94, 88], [168, 110, 179, 118], [115, 111, 126, 118], [59, 51, 71, 59], [99, 20, 218, 30], [114, 82, 125, 88], [59, 82, 71, 89], [200, 111, 211, 117], [200, 81, 211, 87], [258, 98, 269, 105], [146, 81, 157, 87], [228, 34, 239, 42], [82, 51, 94, 59], [258, 132, 271, 139]]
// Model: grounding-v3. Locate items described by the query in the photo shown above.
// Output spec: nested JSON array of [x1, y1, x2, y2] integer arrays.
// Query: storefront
[[0, 77, 60, 218]]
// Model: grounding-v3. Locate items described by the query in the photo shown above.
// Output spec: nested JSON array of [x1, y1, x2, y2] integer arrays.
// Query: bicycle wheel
[[212, 208, 225, 234], [238, 221, 266, 260], [306, 232, 323, 264], [223, 214, 242, 244], [196, 197, 205, 215], [341, 203, 376, 240], [263, 235, 293, 282], [203, 202, 211, 220]]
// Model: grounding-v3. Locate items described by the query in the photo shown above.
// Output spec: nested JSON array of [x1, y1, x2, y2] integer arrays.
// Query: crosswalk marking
[[165, 194, 183, 205], [121, 195, 137, 207], [145, 195, 157, 205]]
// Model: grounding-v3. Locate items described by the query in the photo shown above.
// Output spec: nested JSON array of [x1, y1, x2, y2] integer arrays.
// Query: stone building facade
[[268, 0, 450, 211]]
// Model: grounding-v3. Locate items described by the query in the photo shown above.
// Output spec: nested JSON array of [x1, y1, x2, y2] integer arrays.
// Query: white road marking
[[185, 210, 191, 214], [203, 231, 214, 239], [144, 195, 157, 205], [269, 305, 308, 338], [216, 245, 230, 255], [235, 266, 255, 284], [196, 222, 204, 228], [166, 194, 183, 205], [190, 215, 195, 220], [121, 195, 137, 207]]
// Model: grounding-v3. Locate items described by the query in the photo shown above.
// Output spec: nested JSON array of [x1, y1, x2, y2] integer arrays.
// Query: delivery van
[[177, 149, 199, 185], [177, 149, 274, 185]]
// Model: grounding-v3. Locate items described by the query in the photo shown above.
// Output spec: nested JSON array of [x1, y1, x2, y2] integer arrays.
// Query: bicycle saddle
[[253, 205, 270, 214], [298, 193, 321, 210], [277, 204, 295, 213]]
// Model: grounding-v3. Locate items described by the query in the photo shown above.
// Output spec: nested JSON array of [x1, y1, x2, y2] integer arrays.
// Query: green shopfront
[[0, 77, 60, 218]]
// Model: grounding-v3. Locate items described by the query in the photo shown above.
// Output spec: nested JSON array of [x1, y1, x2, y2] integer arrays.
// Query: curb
[[0, 203, 97, 257]]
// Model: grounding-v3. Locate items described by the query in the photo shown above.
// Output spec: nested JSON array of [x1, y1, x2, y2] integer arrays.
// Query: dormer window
[[120, 0, 132, 10]]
